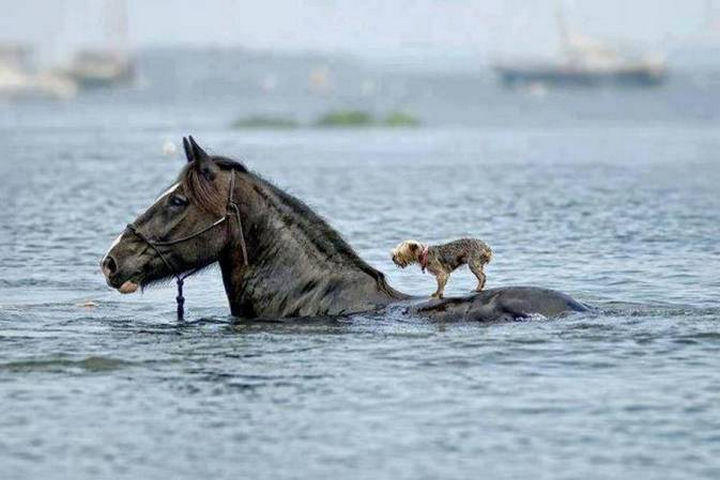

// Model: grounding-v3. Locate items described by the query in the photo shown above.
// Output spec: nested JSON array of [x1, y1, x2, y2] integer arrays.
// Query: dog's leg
[[469, 260, 486, 292], [431, 272, 448, 299]]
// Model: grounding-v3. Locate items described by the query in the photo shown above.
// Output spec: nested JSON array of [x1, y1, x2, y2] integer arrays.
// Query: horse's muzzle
[[101, 255, 117, 278], [101, 255, 138, 293]]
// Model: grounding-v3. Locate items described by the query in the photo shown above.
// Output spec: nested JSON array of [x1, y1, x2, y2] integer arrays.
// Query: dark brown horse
[[101, 137, 587, 321]]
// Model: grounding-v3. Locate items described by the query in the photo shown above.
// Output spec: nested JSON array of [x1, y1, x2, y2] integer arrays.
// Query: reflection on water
[[1, 50, 719, 479]]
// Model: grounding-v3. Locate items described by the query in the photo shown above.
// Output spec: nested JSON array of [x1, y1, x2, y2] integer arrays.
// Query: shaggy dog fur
[[391, 238, 492, 298]]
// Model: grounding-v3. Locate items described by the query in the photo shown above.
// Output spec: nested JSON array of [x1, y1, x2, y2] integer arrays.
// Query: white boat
[[0, 44, 77, 100], [493, 6, 666, 88], [65, 0, 135, 90], [66, 50, 134, 89]]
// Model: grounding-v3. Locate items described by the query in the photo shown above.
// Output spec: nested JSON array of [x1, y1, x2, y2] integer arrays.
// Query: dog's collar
[[419, 244, 430, 273]]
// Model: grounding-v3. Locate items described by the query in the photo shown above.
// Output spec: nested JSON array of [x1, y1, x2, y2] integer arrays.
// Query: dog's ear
[[409, 243, 418, 252]]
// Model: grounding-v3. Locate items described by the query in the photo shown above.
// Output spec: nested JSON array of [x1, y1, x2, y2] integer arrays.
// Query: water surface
[[1, 52, 720, 479]]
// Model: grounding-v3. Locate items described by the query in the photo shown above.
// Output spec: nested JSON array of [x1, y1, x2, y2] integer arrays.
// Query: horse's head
[[101, 137, 240, 293], [101, 136, 399, 318]]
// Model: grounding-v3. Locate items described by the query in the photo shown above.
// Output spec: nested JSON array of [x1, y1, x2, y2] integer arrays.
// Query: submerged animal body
[[409, 287, 587, 322], [101, 137, 587, 321], [391, 238, 492, 298]]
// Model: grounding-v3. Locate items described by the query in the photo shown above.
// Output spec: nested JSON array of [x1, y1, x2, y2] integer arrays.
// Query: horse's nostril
[[103, 256, 118, 275]]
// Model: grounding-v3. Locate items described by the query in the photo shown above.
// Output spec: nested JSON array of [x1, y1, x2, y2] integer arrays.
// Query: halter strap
[[125, 170, 248, 320], [146, 217, 227, 246], [227, 170, 248, 265]]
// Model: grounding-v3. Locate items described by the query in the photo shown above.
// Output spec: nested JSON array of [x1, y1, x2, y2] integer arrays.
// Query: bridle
[[126, 170, 248, 321]]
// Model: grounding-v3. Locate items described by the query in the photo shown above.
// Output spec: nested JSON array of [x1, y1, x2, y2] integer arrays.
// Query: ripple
[[3, 85, 720, 480], [0, 356, 129, 373]]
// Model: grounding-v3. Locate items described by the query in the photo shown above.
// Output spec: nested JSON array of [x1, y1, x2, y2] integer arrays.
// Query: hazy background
[[4, 0, 720, 69]]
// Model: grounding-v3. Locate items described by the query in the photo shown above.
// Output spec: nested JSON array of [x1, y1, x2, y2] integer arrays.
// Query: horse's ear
[[182, 137, 193, 162], [188, 136, 217, 180], [188, 136, 209, 160]]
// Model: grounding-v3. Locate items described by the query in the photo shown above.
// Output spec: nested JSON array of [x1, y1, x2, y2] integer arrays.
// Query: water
[[1, 50, 720, 479]]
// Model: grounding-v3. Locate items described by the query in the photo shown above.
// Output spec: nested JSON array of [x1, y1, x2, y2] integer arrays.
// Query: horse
[[101, 137, 587, 322]]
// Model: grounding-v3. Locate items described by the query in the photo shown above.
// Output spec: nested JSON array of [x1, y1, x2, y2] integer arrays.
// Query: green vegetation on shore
[[232, 110, 421, 130], [231, 115, 300, 129], [314, 110, 375, 127], [383, 111, 421, 127]]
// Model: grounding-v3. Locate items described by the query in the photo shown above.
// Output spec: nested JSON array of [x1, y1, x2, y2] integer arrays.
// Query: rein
[[126, 170, 248, 321]]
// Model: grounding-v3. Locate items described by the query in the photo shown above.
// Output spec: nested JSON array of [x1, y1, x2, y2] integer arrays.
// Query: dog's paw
[[431, 293, 443, 299]]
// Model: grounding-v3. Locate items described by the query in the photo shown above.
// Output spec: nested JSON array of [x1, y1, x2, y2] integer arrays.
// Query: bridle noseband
[[126, 170, 248, 321]]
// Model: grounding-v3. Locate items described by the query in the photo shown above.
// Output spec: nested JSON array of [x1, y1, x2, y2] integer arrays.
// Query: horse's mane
[[180, 156, 390, 288]]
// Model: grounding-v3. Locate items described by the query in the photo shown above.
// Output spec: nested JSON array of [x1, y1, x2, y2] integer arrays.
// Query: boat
[[0, 44, 77, 100], [494, 59, 666, 88], [66, 50, 134, 89], [493, 7, 666, 88], [65, 0, 135, 89]]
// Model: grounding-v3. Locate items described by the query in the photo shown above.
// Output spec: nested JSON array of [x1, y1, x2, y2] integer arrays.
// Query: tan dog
[[391, 238, 492, 298]]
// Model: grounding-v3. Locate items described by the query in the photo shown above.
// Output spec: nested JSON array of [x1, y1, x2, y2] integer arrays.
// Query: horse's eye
[[168, 194, 188, 207]]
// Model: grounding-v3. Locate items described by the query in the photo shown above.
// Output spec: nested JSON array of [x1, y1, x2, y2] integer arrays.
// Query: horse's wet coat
[[101, 233, 123, 264], [154, 183, 179, 202]]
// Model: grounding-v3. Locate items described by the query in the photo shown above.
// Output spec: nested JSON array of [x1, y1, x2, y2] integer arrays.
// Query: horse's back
[[409, 286, 588, 322]]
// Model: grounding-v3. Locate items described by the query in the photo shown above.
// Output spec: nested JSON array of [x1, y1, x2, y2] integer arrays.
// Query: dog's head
[[391, 240, 423, 268]]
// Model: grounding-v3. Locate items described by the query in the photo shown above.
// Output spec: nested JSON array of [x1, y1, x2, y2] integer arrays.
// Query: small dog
[[391, 238, 492, 299]]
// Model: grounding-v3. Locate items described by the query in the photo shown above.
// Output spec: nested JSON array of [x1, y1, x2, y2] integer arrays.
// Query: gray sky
[[3, 0, 717, 64]]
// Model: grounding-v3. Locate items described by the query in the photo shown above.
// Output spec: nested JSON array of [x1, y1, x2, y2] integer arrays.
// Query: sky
[[2, 0, 718, 65]]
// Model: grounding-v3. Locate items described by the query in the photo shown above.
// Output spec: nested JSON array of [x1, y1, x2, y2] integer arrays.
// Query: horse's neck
[[219, 234, 398, 318], [219, 179, 400, 317]]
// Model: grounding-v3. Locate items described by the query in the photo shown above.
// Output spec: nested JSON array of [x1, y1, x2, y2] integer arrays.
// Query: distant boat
[[493, 7, 666, 88], [0, 44, 77, 100], [494, 59, 666, 88], [66, 50, 134, 89], [65, 0, 135, 89]]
